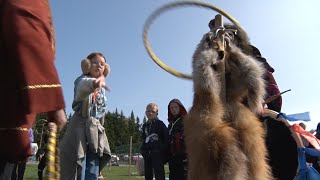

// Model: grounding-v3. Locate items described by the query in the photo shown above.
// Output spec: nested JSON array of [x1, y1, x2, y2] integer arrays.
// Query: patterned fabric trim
[[0, 127, 29, 131], [23, 84, 61, 90]]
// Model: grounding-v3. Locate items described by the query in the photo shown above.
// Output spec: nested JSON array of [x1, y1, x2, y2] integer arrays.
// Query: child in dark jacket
[[167, 99, 188, 180], [141, 103, 168, 180]]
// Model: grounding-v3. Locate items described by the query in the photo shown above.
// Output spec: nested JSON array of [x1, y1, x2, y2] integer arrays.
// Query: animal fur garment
[[184, 31, 272, 180]]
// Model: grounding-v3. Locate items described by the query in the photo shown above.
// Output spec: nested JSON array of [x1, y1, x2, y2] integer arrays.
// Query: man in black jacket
[[141, 103, 168, 180]]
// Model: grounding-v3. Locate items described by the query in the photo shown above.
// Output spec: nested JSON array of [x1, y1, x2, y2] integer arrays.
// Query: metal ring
[[143, 0, 245, 79]]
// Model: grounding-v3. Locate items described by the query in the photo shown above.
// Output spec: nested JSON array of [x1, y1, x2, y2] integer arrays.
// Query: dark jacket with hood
[[167, 99, 188, 158]]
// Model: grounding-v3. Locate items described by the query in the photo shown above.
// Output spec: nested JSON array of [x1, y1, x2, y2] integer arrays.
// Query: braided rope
[[143, 0, 245, 79], [0, 127, 28, 131], [23, 84, 61, 90], [45, 122, 60, 180]]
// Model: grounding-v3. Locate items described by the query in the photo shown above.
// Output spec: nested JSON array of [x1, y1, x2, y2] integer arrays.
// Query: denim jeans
[[78, 149, 99, 180]]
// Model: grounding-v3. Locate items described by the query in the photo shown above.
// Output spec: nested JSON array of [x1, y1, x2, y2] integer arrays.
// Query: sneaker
[[98, 175, 104, 179]]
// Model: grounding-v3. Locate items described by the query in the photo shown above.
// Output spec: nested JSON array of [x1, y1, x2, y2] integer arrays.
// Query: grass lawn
[[24, 163, 169, 180]]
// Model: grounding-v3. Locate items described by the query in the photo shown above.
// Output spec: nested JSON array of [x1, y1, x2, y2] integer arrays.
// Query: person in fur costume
[[184, 19, 272, 180], [212, 18, 297, 179], [167, 99, 188, 180]]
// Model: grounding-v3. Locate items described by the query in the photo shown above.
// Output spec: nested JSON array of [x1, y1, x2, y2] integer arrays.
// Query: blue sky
[[51, 0, 319, 130]]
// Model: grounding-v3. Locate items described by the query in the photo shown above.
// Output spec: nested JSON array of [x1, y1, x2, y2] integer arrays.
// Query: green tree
[[142, 116, 147, 124], [134, 116, 142, 143], [128, 111, 136, 143], [33, 113, 48, 154], [105, 111, 116, 152]]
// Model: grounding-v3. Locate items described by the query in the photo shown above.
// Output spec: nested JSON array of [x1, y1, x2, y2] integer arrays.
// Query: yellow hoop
[[143, 1, 245, 79]]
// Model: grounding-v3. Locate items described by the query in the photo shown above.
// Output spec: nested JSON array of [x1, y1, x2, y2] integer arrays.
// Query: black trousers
[[38, 154, 47, 180], [169, 156, 187, 180], [143, 151, 165, 180], [11, 162, 26, 180], [265, 118, 298, 180]]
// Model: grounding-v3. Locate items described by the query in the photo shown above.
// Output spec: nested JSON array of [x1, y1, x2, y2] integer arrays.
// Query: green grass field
[[24, 163, 169, 180]]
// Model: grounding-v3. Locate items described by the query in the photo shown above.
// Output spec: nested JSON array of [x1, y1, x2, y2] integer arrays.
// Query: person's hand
[[93, 75, 111, 91], [258, 102, 268, 115], [93, 75, 106, 89], [263, 103, 268, 109], [47, 109, 67, 130]]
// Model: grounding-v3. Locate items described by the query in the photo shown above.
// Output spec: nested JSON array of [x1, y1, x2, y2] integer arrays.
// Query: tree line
[[33, 109, 146, 154]]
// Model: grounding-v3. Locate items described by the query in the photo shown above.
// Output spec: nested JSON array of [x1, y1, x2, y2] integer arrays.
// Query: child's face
[[145, 105, 158, 120], [169, 102, 180, 117], [89, 55, 105, 78]]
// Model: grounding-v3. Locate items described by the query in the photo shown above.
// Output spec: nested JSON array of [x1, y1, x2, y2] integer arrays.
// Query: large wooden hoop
[[143, 1, 245, 79]]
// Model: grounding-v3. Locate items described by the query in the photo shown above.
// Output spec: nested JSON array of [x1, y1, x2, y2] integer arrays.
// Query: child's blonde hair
[[146, 103, 158, 113]]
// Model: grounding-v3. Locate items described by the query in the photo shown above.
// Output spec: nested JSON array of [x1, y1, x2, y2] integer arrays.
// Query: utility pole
[[128, 136, 133, 176]]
